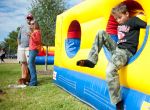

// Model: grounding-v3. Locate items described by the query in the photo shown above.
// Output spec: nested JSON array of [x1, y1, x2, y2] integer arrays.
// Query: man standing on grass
[[17, 13, 33, 85]]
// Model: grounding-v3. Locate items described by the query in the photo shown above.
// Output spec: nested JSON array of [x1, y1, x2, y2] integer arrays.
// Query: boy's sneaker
[[116, 100, 124, 110], [77, 59, 95, 68]]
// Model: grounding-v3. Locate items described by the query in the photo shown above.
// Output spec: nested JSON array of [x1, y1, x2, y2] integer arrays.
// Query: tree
[[1, 28, 19, 56], [0, 42, 4, 49], [30, 0, 66, 70], [30, 0, 66, 46]]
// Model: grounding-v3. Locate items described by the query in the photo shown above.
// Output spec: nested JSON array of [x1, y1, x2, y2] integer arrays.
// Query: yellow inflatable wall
[[54, 0, 150, 109]]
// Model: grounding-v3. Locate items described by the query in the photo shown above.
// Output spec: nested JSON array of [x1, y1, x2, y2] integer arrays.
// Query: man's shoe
[[77, 59, 95, 68]]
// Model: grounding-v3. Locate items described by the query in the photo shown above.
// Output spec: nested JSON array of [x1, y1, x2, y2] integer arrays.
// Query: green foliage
[[0, 64, 92, 110], [0, 42, 5, 49], [1, 29, 19, 54], [30, 0, 66, 46]]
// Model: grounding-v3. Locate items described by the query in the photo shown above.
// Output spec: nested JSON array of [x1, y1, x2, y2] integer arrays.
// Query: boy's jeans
[[88, 30, 133, 104], [29, 50, 38, 86]]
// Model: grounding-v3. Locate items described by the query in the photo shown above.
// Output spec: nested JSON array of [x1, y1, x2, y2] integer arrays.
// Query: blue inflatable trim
[[110, 34, 118, 42], [103, 26, 149, 64], [35, 56, 54, 65], [65, 38, 80, 58], [54, 66, 150, 110]]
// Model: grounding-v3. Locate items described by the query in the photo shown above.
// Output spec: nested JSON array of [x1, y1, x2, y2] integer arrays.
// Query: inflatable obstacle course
[[54, 0, 150, 109], [35, 46, 54, 65]]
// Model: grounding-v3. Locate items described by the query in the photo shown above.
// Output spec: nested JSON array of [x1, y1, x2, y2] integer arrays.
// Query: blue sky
[[0, 0, 83, 42]]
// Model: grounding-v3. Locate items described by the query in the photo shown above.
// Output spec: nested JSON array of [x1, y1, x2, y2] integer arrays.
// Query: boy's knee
[[112, 53, 127, 69], [97, 30, 106, 35], [106, 62, 117, 81], [97, 30, 110, 40]]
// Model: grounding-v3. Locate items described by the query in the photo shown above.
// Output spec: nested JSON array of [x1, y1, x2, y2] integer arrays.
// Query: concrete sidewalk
[[1, 59, 18, 63]]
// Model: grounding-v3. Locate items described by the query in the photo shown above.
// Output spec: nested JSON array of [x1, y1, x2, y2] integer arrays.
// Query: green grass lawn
[[0, 63, 92, 110]]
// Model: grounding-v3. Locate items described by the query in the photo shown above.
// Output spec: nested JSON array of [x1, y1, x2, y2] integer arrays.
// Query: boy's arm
[[134, 17, 147, 28]]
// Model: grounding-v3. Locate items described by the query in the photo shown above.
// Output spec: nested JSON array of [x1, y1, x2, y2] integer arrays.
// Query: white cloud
[[0, 0, 84, 42], [0, 0, 31, 41], [66, 0, 84, 8]]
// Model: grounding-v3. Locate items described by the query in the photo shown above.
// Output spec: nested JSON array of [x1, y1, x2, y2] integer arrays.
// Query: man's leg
[[1, 55, 5, 63], [0, 56, 2, 63], [25, 48, 30, 82], [17, 48, 29, 84], [77, 30, 117, 67], [21, 62, 30, 81]]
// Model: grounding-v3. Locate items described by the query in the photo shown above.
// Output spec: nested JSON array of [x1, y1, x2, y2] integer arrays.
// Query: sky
[[0, 0, 83, 42]]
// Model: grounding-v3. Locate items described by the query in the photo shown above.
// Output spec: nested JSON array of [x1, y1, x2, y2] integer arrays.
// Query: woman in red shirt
[[28, 20, 41, 86]]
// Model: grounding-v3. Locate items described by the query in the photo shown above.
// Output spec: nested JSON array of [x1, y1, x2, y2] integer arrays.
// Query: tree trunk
[[45, 45, 48, 71]]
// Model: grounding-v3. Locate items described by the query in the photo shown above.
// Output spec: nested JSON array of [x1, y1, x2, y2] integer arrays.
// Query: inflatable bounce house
[[35, 46, 54, 65], [54, 0, 150, 109]]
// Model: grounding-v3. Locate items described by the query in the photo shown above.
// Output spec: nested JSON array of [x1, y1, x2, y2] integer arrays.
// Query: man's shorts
[[17, 46, 29, 63]]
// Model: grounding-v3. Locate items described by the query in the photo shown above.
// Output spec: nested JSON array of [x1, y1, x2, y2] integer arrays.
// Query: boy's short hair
[[111, 3, 128, 15]]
